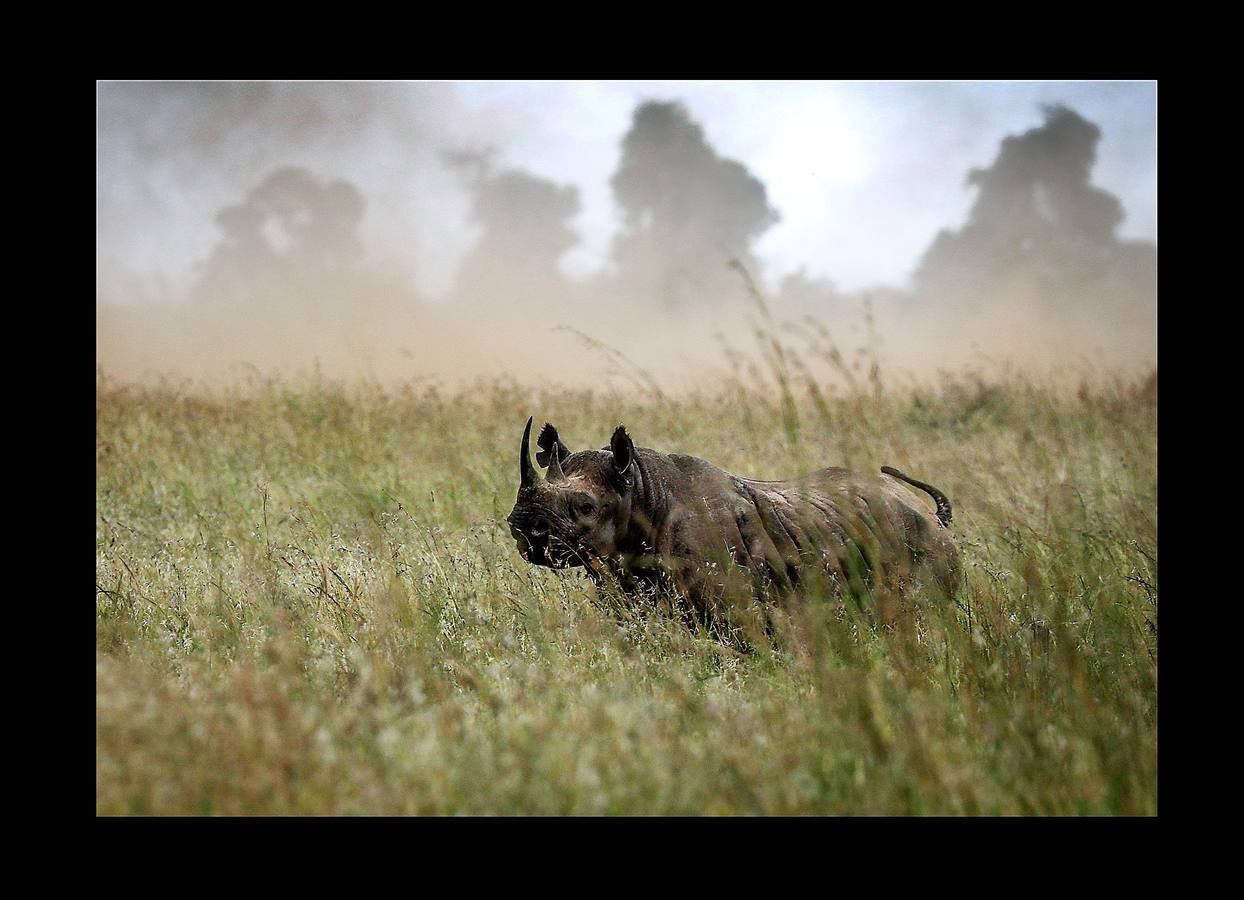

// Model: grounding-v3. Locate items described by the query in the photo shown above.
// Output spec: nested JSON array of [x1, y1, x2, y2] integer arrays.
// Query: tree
[[191, 166, 367, 305], [447, 152, 582, 307], [914, 105, 1155, 312], [609, 101, 780, 308]]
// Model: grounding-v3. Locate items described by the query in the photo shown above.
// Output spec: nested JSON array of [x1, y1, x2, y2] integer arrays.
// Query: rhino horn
[[520, 416, 539, 489], [546, 442, 566, 481]]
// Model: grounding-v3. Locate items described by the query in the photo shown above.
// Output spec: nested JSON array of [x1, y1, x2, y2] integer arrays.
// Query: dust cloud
[[96, 88, 1156, 392]]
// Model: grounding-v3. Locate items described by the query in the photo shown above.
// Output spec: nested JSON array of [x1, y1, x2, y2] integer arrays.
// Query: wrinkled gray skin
[[506, 418, 961, 626]]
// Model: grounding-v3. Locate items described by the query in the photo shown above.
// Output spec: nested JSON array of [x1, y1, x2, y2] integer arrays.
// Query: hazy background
[[96, 80, 1157, 388]]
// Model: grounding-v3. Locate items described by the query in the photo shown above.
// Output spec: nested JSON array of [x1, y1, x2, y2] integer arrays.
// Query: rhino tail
[[881, 466, 953, 527]]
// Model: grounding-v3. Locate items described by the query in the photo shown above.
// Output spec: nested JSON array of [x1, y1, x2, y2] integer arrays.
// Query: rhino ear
[[610, 425, 635, 487], [535, 422, 572, 468]]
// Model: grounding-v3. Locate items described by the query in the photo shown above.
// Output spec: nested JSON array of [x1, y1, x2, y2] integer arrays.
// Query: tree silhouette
[[192, 166, 367, 305], [914, 105, 1155, 311], [609, 100, 780, 308], [448, 153, 581, 307]]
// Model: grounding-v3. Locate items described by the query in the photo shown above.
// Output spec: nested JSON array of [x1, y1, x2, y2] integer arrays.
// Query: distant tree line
[[189, 100, 1155, 322]]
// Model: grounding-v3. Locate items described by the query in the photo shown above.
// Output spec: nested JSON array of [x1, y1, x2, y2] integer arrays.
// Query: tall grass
[[96, 341, 1157, 814]]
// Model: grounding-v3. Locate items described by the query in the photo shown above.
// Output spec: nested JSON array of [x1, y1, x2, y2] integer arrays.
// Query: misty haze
[[96, 82, 1156, 387]]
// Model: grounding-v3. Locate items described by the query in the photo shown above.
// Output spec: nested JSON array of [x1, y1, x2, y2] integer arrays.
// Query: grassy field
[[95, 361, 1157, 815]]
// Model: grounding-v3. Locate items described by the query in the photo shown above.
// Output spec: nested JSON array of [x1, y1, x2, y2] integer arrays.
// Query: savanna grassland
[[96, 358, 1157, 815]]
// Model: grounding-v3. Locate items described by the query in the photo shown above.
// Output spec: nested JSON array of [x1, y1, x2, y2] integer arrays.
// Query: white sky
[[97, 80, 1157, 301]]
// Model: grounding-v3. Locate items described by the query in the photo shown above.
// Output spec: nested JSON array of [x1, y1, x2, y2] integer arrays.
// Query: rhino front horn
[[520, 416, 539, 489]]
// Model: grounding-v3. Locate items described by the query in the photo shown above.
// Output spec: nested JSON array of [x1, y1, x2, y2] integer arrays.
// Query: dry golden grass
[[96, 358, 1156, 815]]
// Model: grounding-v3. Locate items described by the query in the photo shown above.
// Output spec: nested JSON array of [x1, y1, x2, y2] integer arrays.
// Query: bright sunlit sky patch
[[96, 80, 1156, 300]]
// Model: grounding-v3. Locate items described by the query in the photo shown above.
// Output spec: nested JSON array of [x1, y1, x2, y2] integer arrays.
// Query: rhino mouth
[[507, 518, 588, 570]]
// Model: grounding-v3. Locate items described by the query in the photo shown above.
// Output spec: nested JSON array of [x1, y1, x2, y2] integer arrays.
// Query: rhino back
[[743, 467, 960, 597], [626, 450, 960, 604]]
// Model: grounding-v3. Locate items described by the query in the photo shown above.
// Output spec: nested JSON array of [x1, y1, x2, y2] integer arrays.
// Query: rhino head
[[506, 417, 638, 570]]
